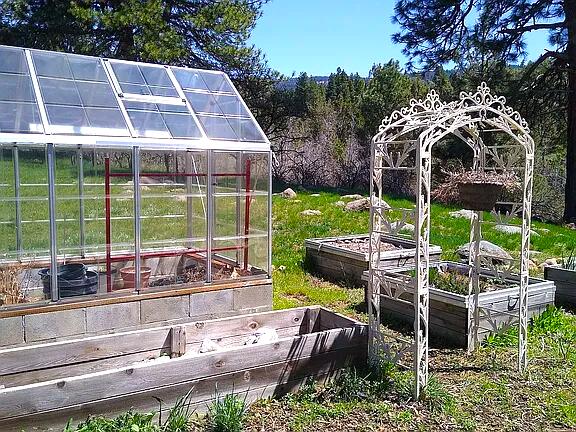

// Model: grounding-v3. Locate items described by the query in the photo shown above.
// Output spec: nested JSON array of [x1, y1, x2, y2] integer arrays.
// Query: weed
[[159, 389, 195, 432], [65, 411, 158, 432], [421, 376, 455, 413], [207, 391, 248, 432]]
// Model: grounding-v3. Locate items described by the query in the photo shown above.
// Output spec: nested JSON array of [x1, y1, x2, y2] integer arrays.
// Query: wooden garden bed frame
[[365, 262, 555, 349], [0, 306, 367, 431], [544, 265, 576, 308], [305, 234, 442, 286]]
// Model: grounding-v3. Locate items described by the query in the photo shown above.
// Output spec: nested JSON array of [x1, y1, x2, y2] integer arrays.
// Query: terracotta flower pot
[[457, 182, 503, 212], [119, 266, 152, 290]]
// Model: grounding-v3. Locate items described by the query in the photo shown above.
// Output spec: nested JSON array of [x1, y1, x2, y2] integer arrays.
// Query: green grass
[[271, 189, 576, 314]]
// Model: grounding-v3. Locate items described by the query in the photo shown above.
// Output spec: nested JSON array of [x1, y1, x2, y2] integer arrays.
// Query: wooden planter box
[[305, 234, 442, 286], [0, 306, 367, 431], [371, 262, 555, 349], [544, 265, 576, 308]]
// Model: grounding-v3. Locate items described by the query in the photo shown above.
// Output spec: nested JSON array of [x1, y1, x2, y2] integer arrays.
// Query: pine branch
[[500, 21, 566, 35]]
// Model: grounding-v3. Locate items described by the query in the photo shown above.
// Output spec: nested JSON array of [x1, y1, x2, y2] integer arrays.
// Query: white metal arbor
[[368, 83, 535, 398]]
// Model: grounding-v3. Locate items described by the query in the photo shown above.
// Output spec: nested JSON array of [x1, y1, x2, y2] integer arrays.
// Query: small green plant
[[159, 388, 195, 432], [207, 390, 248, 432], [421, 376, 455, 413], [65, 411, 158, 432], [562, 247, 576, 270]]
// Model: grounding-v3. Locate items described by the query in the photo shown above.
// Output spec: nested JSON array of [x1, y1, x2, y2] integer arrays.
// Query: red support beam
[[243, 158, 251, 271], [104, 157, 112, 293]]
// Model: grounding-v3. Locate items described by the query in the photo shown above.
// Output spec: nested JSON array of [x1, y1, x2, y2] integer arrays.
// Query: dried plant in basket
[[433, 168, 520, 211]]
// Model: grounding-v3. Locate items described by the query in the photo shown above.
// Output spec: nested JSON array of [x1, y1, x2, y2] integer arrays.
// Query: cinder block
[[25, 309, 86, 342], [236, 305, 272, 315], [190, 289, 234, 319], [140, 295, 190, 324], [233, 283, 273, 311], [86, 302, 140, 333], [0, 316, 24, 347]]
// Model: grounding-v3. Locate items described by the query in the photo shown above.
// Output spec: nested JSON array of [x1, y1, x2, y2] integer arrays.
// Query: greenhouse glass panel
[[199, 72, 235, 93], [0, 47, 43, 134], [172, 68, 209, 91], [197, 115, 238, 140], [228, 117, 267, 142], [110, 61, 178, 98], [31, 51, 130, 137]]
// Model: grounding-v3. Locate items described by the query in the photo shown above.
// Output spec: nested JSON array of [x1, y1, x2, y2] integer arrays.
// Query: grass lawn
[[257, 189, 576, 431]]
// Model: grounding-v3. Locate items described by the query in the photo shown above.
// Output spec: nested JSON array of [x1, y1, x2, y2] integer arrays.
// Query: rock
[[299, 209, 321, 216], [176, 195, 187, 202], [341, 194, 364, 200], [310, 193, 320, 197], [494, 224, 539, 236], [278, 265, 286, 272], [344, 197, 390, 212], [344, 198, 370, 212], [449, 209, 476, 220], [334, 201, 346, 207], [528, 259, 538, 271], [456, 240, 513, 263], [372, 197, 391, 209], [391, 221, 415, 233], [281, 188, 297, 199], [544, 258, 558, 267], [567, 222, 576, 230]]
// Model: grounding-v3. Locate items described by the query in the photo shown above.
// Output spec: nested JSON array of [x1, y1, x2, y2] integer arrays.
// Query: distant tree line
[[260, 61, 567, 222]]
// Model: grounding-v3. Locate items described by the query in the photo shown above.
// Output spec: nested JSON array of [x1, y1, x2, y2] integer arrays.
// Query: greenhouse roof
[[0, 45, 269, 151]]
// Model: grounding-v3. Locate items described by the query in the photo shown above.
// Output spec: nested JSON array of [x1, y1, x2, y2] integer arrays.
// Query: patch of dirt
[[324, 237, 401, 254]]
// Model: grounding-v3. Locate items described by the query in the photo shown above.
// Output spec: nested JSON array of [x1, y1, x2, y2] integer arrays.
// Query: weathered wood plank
[[0, 307, 314, 378], [0, 324, 367, 420], [1, 344, 364, 432]]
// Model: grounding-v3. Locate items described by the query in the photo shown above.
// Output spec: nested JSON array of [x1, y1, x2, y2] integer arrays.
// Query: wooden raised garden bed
[[0, 306, 367, 431], [305, 234, 442, 286], [371, 261, 555, 349], [544, 266, 576, 308]]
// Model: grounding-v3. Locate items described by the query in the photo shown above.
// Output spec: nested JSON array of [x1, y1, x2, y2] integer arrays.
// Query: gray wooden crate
[[544, 265, 576, 308], [368, 261, 555, 349], [0, 306, 367, 431], [305, 234, 442, 287]]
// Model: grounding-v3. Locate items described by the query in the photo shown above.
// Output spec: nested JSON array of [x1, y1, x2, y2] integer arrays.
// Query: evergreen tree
[[393, 0, 576, 222]]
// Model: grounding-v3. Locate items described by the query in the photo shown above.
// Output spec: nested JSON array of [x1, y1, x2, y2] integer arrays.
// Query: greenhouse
[[0, 45, 272, 344]]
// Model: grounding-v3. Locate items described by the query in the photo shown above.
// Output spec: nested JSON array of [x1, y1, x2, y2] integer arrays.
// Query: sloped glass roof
[[0, 45, 268, 149]]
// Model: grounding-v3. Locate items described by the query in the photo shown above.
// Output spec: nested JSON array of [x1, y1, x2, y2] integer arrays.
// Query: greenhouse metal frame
[[0, 45, 272, 309]]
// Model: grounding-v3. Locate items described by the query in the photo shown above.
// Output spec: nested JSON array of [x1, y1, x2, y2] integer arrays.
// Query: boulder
[[344, 198, 370, 212], [341, 194, 364, 200], [281, 188, 297, 199], [494, 224, 539, 236], [344, 197, 390, 212], [390, 221, 415, 233], [299, 209, 321, 216], [456, 240, 513, 263], [449, 209, 476, 220]]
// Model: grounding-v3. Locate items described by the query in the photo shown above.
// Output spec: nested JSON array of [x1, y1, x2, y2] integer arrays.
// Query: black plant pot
[[40, 268, 98, 298]]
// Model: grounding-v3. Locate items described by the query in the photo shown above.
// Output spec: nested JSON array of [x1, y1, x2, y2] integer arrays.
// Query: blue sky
[[249, 0, 553, 77]]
